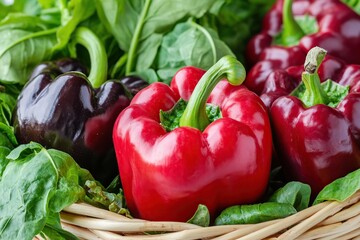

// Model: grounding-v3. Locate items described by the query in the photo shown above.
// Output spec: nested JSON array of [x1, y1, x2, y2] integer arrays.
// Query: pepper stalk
[[301, 47, 328, 107], [282, 0, 305, 46], [70, 27, 108, 88], [291, 46, 349, 108], [179, 55, 246, 131]]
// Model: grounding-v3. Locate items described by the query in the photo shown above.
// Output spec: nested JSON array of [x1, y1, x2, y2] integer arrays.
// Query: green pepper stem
[[301, 47, 328, 107], [72, 27, 108, 88], [282, 0, 305, 46], [179, 55, 246, 131]]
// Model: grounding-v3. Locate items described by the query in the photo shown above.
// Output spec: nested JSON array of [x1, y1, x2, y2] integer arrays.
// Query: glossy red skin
[[113, 67, 272, 222], [245, 0, 360, 95], [260, 55, 348, 108], [270, 62, 360, 195]]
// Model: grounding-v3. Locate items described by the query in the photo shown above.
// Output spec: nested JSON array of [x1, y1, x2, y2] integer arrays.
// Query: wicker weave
[[45, 191, 360, 240]]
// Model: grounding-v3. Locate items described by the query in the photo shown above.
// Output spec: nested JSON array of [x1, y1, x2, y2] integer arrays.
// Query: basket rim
[[56, 191, 360, 240]]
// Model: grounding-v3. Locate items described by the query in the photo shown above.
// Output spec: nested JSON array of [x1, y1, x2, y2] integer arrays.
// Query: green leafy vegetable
[[214, 202, 296, 225], [53, 0, 96, 51], [314, 168, 360, 205], [84, 180, 131, 217], [96, 0, 225, 78], [342, 0, 360, 14], [187, 204, 210, 227], [0, 0, 42, 20], [0, 0, 105, 86], [156, 19, 234, 83], [0, 142, 92, 240], [0, 84, 19, 179], [0, 14, 57, 84], [0, 123, 17, 179], [214, 181, 309, 225], [268, 181, 311, 211], [200, 0, 276, 62], [0, 87, 17, 126], [39, 212, 78, 240]]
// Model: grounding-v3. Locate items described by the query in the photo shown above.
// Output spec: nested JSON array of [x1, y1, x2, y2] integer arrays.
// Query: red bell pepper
[[270, 47, 360, 195], [113, 56, 272, 221], [245, 0, 360, 95], [260, 53, 354, 108]]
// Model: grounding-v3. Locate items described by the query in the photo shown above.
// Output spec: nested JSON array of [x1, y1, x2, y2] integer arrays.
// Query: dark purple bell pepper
[[12, 27, 148, 185]]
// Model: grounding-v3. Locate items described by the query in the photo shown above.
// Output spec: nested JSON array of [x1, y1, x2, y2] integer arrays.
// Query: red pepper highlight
[[113, 56, 272, 221], [270, 47, 360, 195], [245, 0, 360, 95]]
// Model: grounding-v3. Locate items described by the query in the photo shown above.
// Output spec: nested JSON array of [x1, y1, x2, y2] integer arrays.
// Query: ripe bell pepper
[[245, 0, 360, 95], [260, 52, 353, 108], [113, 56, 272, 222], [270, 47, 360, 195], [12, 27, 148, 185]]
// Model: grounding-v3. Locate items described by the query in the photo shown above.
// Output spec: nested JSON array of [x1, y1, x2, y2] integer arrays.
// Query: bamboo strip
[[59, 191, 360, 240], [348, 234, 360, 240], [277, 192, 360, 240], [296, 223, 343, 240], [62, 222, 103, 240], [64, 203, 137, 222], [213, 201, 328, 240], [60, 212, 200, 233], [211, 219, 282, 240], [315, 213, 360, 240], [91, 229, 126, 239], [320, 201, 360, 226], [91, 225, 242, 240]]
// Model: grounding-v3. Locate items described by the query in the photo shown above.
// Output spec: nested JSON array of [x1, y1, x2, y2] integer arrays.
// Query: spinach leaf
[[0, 123, 18, 179], [53, 0, 96, 51], [39, 212, 78, 240], [0, 14, 57, 85], [0, 90, 16, 126], [268, 181, 311, 211], [214, 202, 296, 225], [96, 0, 225, 77], [0, 84, 19, 178], [187, 204, 210, 227], [313, 168, 360, 205], [214, 181, 309, 225], [84, 180, 131, 217], [342, 0, 360, 14], [156, 19, 234, 83], [0, 142, 91, 240], [40, 225, 78, 240], [200, 0, 275, 62], [0, 0, 42, 19]]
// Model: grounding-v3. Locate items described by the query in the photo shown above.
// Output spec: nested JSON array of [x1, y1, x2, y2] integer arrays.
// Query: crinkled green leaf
[[0, 15, 57, 84], [187, 204, 210, 227], [314, 168, 360, 205], [156, 20, 234, 83], [53, 0, 96, 51], [215, 202, 297, 225], [0, 143, 91, 240], [342, 0, 360, 14], [268, 181, 311, 211], [96, 0, 225, 76]]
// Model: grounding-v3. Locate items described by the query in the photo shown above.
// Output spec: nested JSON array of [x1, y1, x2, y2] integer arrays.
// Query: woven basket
[[45, 190, 360, 240]]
